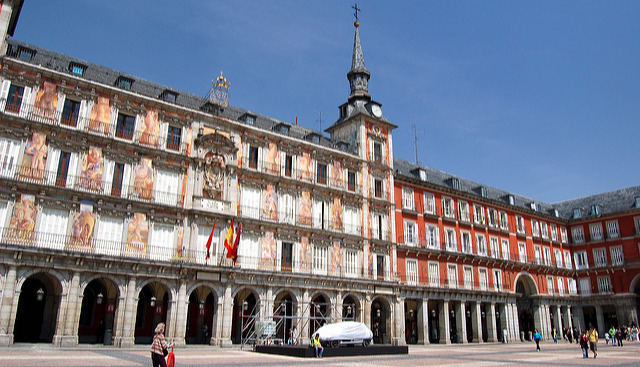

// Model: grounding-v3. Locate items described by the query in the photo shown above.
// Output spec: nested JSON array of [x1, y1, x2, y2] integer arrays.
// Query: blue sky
[[13, 1, 639, 203]]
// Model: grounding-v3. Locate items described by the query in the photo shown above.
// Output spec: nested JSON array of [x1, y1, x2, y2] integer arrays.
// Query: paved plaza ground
[[2, 340, 639, 367]]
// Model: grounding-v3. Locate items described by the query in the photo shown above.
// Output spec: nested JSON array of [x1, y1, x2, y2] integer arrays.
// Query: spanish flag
[[224, 220, 236, 262]]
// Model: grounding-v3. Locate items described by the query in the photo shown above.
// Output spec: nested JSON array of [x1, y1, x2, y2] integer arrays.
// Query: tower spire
[[347, 5, 371, 102]]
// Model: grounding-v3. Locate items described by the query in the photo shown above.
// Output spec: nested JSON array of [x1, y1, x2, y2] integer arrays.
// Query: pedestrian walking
[[503, 328, 508, 343], [615, 327, 623, 347], [588, 324, 598, 359], [533, 328, 542, 351], [579, 331, 589, 358], [151, 322, 173, 367], [553, 327, 557, 343]]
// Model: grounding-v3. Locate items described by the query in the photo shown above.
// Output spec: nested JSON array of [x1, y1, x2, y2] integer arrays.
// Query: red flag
[[231, 222, 241, 264], [205, 221, 216, 260]]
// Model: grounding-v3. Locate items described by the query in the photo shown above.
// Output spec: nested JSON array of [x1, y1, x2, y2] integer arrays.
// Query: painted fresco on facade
[[261, 231, 277, 268], [261, 184, 278, 221], [6, 194, 36, 243], [175, 226, 184, 258], [297, 190, 312, 226], [68, 206, 96, 250], [33, 81, 58, 119], [89, 96, 111, 134], [133, 158, 154, 201], [331, 196, 343, 230], [126, 212, 148, 254], [298, 151, 312, 181], [299, 236, 311, 273], [331, 160, 343, 187], [79, 146, 103, 192], [139, 109, 159, 147], [20, 132, 47, 180], [331, 240, 342, 275], [264, 142, 278, 174]]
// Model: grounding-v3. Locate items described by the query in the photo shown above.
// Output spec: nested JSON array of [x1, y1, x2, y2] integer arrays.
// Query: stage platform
[[254, 344, 408, 358]]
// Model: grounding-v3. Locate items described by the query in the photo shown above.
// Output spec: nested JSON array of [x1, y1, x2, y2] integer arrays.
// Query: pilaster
[[439, 300, 450, 344], [418, 298, 429, 344], [0, 266, 16, 346]]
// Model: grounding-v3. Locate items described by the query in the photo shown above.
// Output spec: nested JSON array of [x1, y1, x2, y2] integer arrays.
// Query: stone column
[[335, 291, 343, 322], [364, 294, 372, 329], [172, 282, 187, 346], [0, 266, 16, 346], [300, 290, 310, 341], [112, 285, 127, 346], [393, 296, 406, 346], [439, 300, 450, 344], [214, 297, 224, 345], [563, 306, 573, 330], [418, 298, 429, 345], [219, 284, 233, 347], [117, 277, 137, 348], [595, 305, 605, 334], [456, 302, 467, 343], [471, 302, 482, 343], [555, 306, 562, 337], [573, 306, 585, 332], [498, 304, 509, 342], [57, 272, 80, 347], [486, 303, 498, 343], [533, 303, 543, 336]]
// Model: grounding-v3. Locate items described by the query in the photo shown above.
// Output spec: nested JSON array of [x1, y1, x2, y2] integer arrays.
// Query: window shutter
[[19, 87, 32, 118], [66, 152, 79, 188], [279, 151, 286, 176], [103, 159, 114, 195], [159, 122, 169, 150], [44, 147, 60, 185], [122, 164, 131, 198], [257, 146, 263, 172], [0, 80, 11, 106]]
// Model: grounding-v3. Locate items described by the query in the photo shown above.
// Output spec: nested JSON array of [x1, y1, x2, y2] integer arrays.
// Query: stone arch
[[309, 292, 333, 337], [231, 287, 260, 344], [186, 283, 219, 345], [77, 276, 121, 344], [628, 272, 640, 294], [514, 271, 538, 338], [513, 272, 539, 295], [13, 271, 64, 343], [133, 279, 173, 344], [371, 296, 392, 344], [342, 293, 363, 321], [273, 289, 298, 343]]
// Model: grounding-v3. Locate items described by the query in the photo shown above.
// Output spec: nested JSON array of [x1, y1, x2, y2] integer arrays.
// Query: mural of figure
[[89, 96, 111, 134], [261, 232, 277, 267], [21, 132, 47, 179], [80, 146, 103, 191], [8, 194, 37, 241], [299, 236, 311, 272], [70, 210, 96, 249], [297, 190, 312, 225], [262, 184, 278, 220], [134, 158, 154, 200], [264, 142, 279, 174], [298, 152, 312, 181], [34, 81, 58, 118], [331, 240, 342, 274], [139, 109, 159, 147], [331, 196, 343, 229], [126, 213, 148, 253], [331, 160, 343, 187]]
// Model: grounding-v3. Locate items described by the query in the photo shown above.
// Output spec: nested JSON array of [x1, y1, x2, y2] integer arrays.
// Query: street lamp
[[243, 300, 248, 311], [450, 309, 455, 317], [376, 309, 381, 318], [36, 288, 44, 302], [96, 292, 104, 305], [409, 309, 414, 318], [150, 296, 156, 307], [199, 300, 205, 310], [431, 309, 436, 318]]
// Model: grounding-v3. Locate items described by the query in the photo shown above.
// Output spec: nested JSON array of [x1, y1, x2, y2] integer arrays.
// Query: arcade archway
[[516, 273, 538, 340], [342, 294, 359, 322], [14, 272, 61, 343], [78, 278, 119, 344], [231, 288, 258, 344], [371, 297, 390, 344], [134, 282, 171, 344], [309, 294, 330, 337], [186, 286, 217, 344], [274, 291, 296, 344]]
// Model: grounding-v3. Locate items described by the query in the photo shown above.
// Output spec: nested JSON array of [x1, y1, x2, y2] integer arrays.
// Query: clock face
[[371, 104, 382, 118]]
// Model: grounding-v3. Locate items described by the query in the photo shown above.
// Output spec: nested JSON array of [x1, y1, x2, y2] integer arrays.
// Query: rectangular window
[[347, 171, 356, 191], [597, 276, 612, 294], [447, 263, 458, 288], [373, 142, 382, 163], [473, 204, 485, 225], [593, 248, 607, 267], [55, 151, 72, 187], [516, 216, 526, 234], [534, 246, 542, 265], [563, 250, 572, 269], [5, 84, 24, 113], [278, 193, 295, 225], [428, 261, 440, 287], [283, 154, 293, 178], [406, 259, 418, 285], [560, 227, 568, 243], [499, 211, 509, 231], [344, 249, 358, 278], [487, 208, 498, 228], [166, 126, 182, 151], [115, 113, 135, 140], [376, 254, 387, 280], [589, 223, 603, 242], [463, 266, 473, 290], [442, 197, 455, 219], [374, 179, 383, 198], [550, 223, 558, 241], [518, 242, 527, 263], [402, 187, 415, 210], [476, 234, 487, 256], [554, 249, 563, 268], [494, 269, 503, 290], [444, 227, 456, 252], [313, 245, 328, 275], [422, 192, 435, 214], [404, 220, 418, 246], [606, 220, 620, 239], [478, 268, 488, 290], [501, 238, 510, 261], [343, 205, 360, 235], [557, 277, 565, 295], [426, 224, 439, 249], [635, 216, 640, 235], [241, 186, 261, 219], [543, 247, 552, 266], [281, 242, 293, 272], [610, 246, 624, 266], [61, 99, 81, 127], [458, 200, 470, 221], [70, 62, 87, 76], [248, 146, 259, 169], [574, 251, 588, 269], [95, 215, 124, 256], [38, 207, 69, 250], [531, 219, 540, 237], [547, 276, 555, 294], [568, 278, 577, 294], [540, 221, 549, 239], [578, 277, 591, 295], [571, 226, 585, 243], [150, 223, 174, 261], [316, 163, 327, 184], [154, 169, 180, 206], [461, 231, 472, 254], [0, 136, 21, 178], [111, 162, 125, 197], [489, 237, 500, 259]]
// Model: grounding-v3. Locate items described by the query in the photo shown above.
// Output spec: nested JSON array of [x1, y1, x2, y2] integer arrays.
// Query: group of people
[[605, 324, 638, 346]]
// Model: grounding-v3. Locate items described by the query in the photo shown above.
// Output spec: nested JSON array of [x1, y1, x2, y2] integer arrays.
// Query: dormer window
[[339, 104, 347, 118], [573, 208, 582, 219], [160, 90, 178, 103], [508, 195, 515, 206], [306, 133, 322, 144], [115, 76, 134, 90], [335, 141, 348, 151], [273, 123, 290, 135], [635, 197, 640, 208], [530, 202, 537, 212], [553, 209, 559, 217], [480, 187, 487, 198], [16, 45, 35, 62], [419, 169, 427, 181], [451, 178, 460, 191], [240, 113, 256, 125], [68, 62, 87, 76], [591, 205, 600, 216]]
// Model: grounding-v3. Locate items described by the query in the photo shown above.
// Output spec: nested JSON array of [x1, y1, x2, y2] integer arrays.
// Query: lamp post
[[96, 293, 104, 305], [150, 296, 156, 307], [36, 288, 44, 302]]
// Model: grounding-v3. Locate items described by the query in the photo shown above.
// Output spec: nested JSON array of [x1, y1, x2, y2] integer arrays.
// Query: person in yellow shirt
[[312, 333, 324, 358], [587, 324, 598, 359]]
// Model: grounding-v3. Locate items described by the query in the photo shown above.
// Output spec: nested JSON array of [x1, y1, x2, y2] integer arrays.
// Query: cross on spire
[[352, 3, 361, 21]]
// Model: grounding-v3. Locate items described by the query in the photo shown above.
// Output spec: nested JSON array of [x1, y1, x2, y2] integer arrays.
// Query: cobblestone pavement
[[2, 341, 639, 367]]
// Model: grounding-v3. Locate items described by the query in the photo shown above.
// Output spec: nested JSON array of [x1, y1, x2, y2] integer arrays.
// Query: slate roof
[[5, 39, 345, 153], [394, 158, 640, 221]]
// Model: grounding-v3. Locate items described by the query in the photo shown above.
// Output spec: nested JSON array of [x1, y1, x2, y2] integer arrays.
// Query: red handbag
[[166, 347, 175, 367]]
